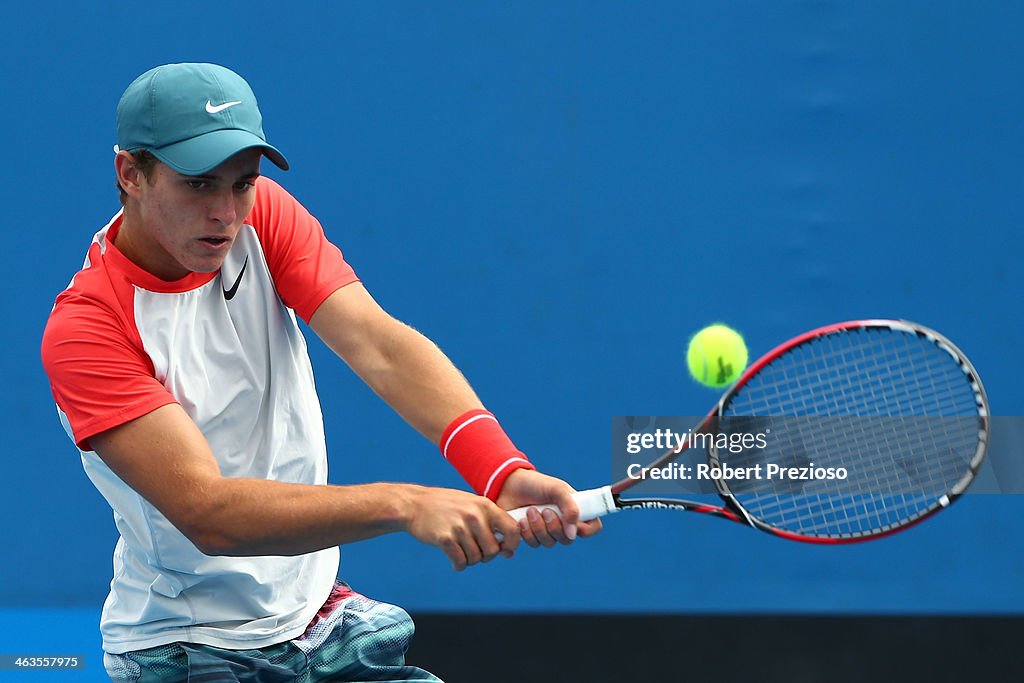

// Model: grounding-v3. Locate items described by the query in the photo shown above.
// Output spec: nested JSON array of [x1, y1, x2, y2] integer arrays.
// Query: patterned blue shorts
[[103, 582, 442, 682]]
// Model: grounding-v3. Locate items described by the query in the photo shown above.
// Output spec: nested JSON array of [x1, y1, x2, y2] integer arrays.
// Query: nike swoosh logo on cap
[[223, 256, 248, 301], [206, 100, 242, 114]]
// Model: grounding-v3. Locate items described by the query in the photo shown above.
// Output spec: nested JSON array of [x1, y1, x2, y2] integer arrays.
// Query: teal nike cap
[[116, 63, 289, 175]]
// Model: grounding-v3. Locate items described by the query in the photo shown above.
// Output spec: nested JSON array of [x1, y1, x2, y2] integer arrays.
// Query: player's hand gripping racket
[[509, 320, 988, 543]]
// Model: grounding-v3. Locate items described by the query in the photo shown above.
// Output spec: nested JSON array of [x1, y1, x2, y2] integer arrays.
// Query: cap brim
[[150, 128, 289, 175]]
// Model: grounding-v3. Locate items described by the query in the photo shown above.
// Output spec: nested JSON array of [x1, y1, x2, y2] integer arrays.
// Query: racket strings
[[716, 325, 984, 539], [731, 330, 977, 417]]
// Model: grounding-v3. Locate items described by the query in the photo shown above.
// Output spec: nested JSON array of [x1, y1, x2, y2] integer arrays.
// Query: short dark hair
[[117, 150, 160, 205]]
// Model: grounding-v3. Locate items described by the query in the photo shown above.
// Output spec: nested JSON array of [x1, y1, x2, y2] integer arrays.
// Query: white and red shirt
[[41, 177, 358, 654]]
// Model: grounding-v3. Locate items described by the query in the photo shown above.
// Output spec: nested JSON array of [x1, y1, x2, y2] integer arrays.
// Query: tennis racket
[[510, 319, 989, 543]]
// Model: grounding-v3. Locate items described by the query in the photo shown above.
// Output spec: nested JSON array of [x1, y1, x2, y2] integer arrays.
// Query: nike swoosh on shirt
[[206, 100, 242, 114], [223, 256, 248, 301]]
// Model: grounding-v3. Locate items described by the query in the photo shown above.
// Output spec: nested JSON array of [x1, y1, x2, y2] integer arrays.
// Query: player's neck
[[114, 208, 191, 282]]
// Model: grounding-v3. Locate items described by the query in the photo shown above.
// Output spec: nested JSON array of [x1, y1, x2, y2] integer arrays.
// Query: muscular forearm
[[358, 322, 482, 442], [311, 285, 483, 443], [187, 479, 419, 556], [188, 476, 520, 569]]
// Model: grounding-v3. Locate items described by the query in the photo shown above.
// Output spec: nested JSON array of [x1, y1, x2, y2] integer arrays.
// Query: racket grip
[[506, 486, 617, 524]]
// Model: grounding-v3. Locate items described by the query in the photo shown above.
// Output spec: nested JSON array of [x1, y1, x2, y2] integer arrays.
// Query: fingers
[[408, 484, 597, 570], [493, 512, 520, 558], [472, 510, 518, 564], [516, 486, 583, 547], [518, 506, 573, 547], [438, 502, 521, 571], [439, 533, 470, 572], [440, 527, 489, 572], [518, 510, 538, 547], [549, 490, 581, 541], [449, 510, 598, 566], [576, 518, 603, 538]]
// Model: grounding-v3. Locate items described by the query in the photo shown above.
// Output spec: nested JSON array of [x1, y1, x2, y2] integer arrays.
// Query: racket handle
[[506, 486, 617, 524]]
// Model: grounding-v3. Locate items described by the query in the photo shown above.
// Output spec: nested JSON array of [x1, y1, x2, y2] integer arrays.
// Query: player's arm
[[308, 282, 481, 443], [308, 282, 602, 545], [89, 404, 520, 569]]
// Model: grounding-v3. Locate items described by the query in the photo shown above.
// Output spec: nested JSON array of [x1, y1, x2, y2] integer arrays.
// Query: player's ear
[[115, 150, 146, 199]]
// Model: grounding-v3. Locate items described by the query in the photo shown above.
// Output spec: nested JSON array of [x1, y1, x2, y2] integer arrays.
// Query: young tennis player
[[42, 62, 600, 682]]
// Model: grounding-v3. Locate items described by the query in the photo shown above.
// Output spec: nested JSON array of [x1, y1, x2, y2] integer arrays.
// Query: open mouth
[[199, 237, 231, 247]]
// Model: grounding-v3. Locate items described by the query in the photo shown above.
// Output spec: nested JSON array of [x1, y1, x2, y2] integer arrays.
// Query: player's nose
[[208, 189, 237, 226]]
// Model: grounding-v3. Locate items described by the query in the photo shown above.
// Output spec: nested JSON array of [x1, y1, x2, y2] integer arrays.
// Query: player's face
[[123, 149, 262, 280]]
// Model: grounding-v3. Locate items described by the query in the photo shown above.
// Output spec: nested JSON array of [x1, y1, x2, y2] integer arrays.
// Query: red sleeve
[[41, 253, 177, 451], [246, 177, 360, 322]]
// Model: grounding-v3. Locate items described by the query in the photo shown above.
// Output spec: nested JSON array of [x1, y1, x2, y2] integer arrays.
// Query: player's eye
[[185, 180, 208, 190], [234, 181, 255, 192]]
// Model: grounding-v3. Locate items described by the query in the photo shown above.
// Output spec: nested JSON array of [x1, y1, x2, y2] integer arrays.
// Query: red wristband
[[440, 409, 535, 501]]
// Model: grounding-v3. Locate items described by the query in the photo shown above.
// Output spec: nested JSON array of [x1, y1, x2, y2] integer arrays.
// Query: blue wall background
[[5, 2, 1022, 615]]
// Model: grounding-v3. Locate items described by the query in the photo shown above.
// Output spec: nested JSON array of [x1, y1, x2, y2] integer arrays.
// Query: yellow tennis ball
[[687, 324, 748, 388]]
